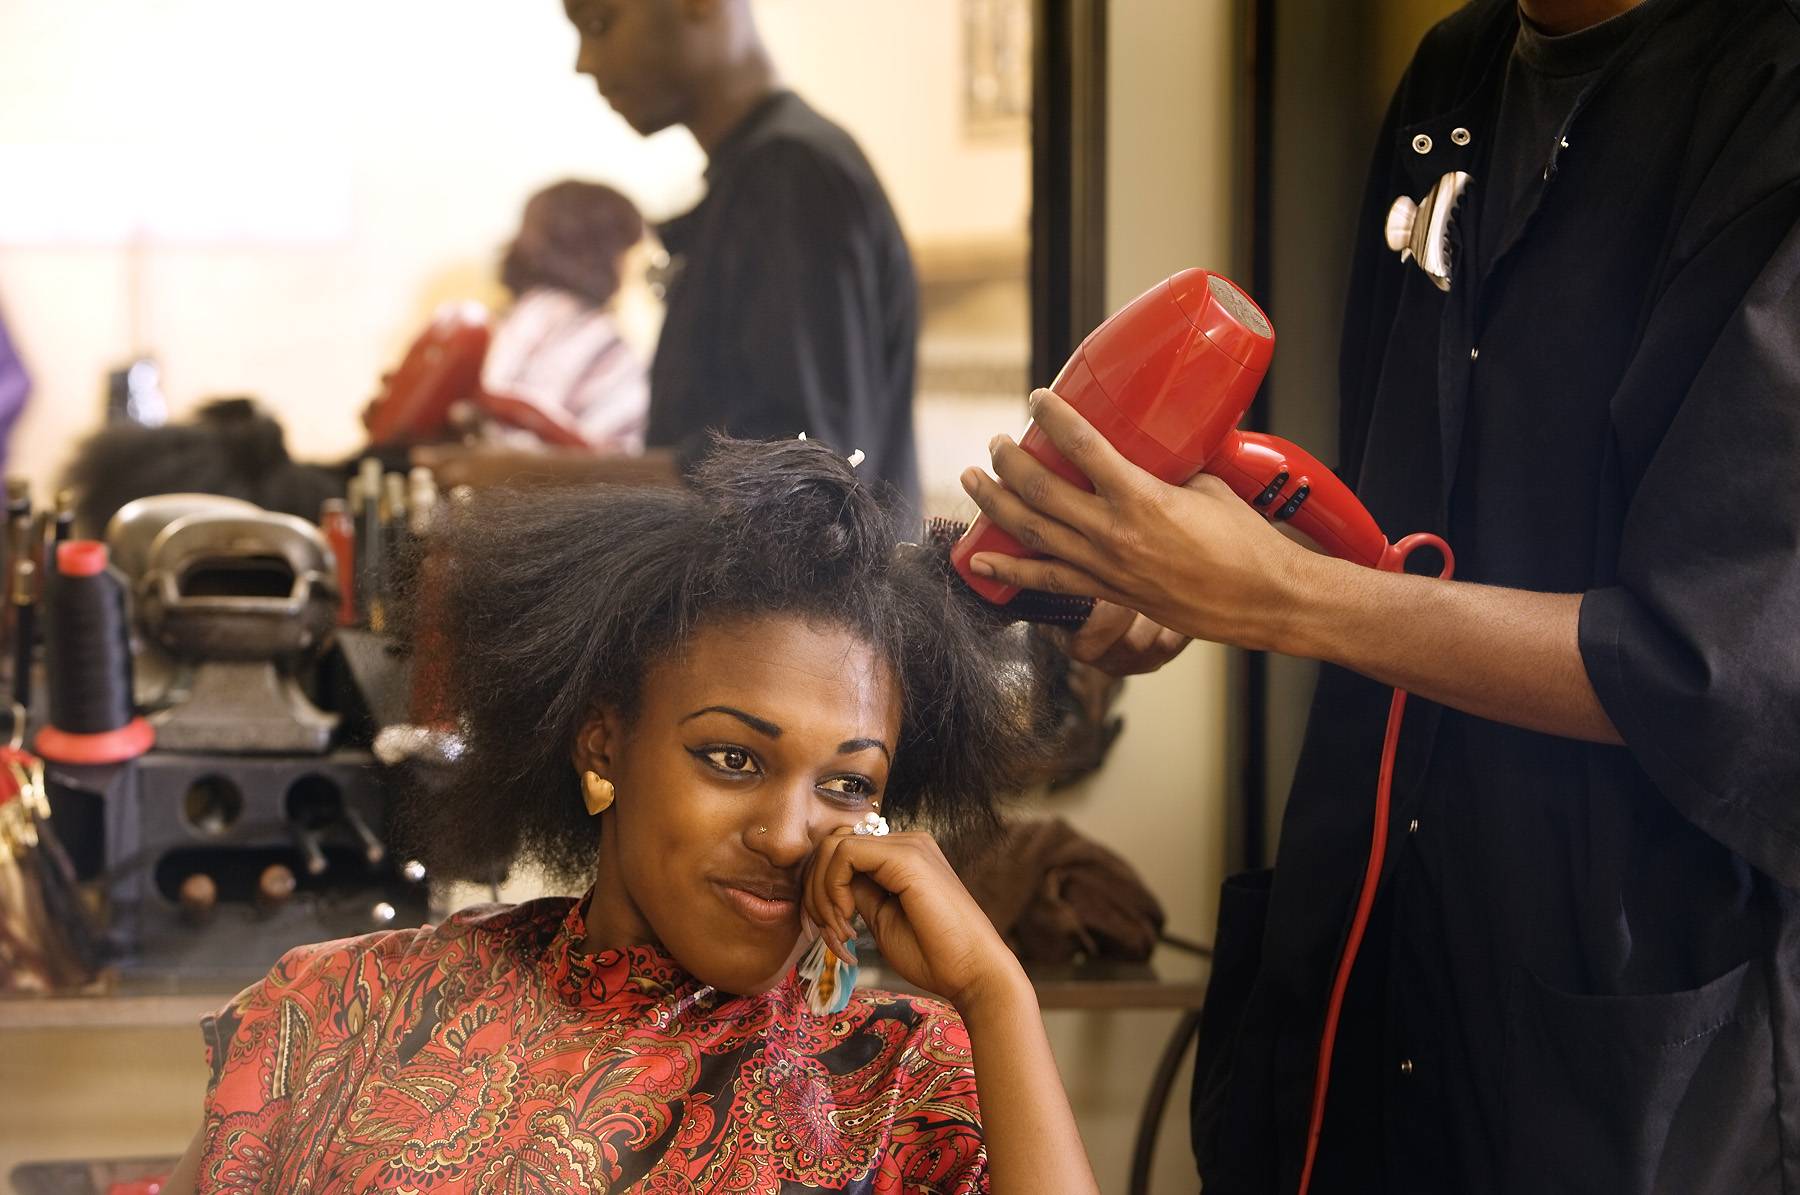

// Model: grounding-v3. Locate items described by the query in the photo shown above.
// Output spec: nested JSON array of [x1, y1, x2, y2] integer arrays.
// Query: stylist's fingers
[[986, 432, 1106, 533], [1063, 603, 1192, 676], [964, 549, 1123, 604], [1065, 600, 1137, 661], [1023, 388, 1147, 497], [959, 465, 1108, 575]]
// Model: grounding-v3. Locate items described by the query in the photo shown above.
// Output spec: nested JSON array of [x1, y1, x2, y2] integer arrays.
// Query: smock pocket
[[1500, 957, 1778, 1195], [1192, 868, 1275, 1180]]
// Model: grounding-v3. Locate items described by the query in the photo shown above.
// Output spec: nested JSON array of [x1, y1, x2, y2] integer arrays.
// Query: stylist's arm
[[962, 388, 1621, 745]]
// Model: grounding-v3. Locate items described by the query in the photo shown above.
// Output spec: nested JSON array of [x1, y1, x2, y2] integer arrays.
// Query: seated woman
[[164, 437, 1099, 1193], [479, 179, 651, 454]]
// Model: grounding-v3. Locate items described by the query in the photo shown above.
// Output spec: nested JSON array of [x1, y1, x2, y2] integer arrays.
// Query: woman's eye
[[819, 775, 874, 802], [700, 747, 758, 775]]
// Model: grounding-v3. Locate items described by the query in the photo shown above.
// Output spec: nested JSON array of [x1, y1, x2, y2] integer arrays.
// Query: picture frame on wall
[[964, 0, 1032, 140]]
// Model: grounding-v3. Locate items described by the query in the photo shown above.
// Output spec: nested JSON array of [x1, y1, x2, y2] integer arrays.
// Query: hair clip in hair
[[794, 431, 867, 470], [853, 811, 889, 836]]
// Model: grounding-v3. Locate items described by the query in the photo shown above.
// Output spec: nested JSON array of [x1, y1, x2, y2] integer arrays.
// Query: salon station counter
[[0, 939, 1209, 1031]]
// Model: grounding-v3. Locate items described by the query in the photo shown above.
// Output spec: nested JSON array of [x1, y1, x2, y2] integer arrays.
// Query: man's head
[[563, 0, 758, 137]]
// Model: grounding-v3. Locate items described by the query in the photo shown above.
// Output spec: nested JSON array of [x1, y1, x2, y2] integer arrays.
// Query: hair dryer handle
[[1210, 431, 1400, 570], [950, 421, 1093, 604]]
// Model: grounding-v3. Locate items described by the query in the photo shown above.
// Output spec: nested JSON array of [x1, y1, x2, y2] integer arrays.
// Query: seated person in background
[[480, 178, 650, 454], [163, 437, 1100, 1194]]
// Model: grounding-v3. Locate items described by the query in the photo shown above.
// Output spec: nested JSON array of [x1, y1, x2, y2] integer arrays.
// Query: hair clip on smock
[[798, 812, 889, 1015], [1385, 170, 1471, 292]]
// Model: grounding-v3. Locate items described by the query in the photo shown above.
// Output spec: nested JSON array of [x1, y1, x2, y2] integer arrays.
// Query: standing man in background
[[564, 0, 922, 523]]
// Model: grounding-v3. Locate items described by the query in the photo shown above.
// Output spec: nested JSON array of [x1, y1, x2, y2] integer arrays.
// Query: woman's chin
[[674, 939, 804, 997]]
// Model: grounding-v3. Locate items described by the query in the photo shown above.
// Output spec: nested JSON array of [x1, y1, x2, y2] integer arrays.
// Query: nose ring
[[755, 825, 768, 835]]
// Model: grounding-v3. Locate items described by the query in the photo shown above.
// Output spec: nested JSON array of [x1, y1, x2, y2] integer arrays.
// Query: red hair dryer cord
[[1296, 531, 1452, 1195]]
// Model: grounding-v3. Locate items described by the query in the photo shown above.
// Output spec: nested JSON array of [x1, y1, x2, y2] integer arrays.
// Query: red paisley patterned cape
[[197, 894, 987, 1192]]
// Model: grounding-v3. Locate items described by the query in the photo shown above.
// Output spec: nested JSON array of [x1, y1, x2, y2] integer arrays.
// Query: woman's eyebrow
[[681, 706, 783, 738], [837, 737, 892, 762]]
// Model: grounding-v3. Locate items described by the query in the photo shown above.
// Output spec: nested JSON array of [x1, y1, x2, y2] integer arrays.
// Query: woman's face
[[577, 614, 901, 994]]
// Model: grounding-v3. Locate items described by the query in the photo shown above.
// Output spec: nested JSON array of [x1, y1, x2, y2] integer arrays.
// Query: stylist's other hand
[[1052, 600, 1190, 676], [960, 388, 1310, 652], [803, 828, 1023, 1016]]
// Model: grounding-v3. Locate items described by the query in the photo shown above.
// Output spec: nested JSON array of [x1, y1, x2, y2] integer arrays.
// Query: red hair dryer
[[950, 268, 1451, 1195], [951, 268, 1422, 602]]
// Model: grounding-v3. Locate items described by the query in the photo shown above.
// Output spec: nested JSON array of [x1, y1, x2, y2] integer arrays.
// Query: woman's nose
[[745, 790, 829, 865]]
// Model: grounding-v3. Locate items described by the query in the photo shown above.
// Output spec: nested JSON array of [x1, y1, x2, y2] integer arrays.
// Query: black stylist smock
[[1192, 1, 1800, 1192], [650, 90, 922, 523]]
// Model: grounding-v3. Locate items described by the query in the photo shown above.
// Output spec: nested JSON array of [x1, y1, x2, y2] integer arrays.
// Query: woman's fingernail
[[960, 467, 981, 493], [1027, 389, 1043, 412], [988, 433, 1006, 455], [969, 556, 997, 579]]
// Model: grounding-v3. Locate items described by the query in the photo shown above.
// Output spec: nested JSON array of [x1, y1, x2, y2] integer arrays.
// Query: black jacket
[[1193, 2, 1800, 1192], [650, 91, 921, 523]]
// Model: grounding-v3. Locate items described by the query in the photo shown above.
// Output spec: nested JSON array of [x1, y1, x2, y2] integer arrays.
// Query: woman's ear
[[571, 709, 621, 778]]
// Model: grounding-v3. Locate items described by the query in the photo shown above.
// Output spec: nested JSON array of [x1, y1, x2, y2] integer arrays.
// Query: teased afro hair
[[407, 435, 1055, 883]]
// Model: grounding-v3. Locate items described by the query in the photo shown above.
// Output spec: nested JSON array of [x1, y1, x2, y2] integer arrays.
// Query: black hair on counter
[[62, 397, 342, 536]]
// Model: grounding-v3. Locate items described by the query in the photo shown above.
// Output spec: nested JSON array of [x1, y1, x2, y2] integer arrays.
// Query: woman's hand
[[801, 828, 1023, 1016], [805, 825, 1103, 1194], [959, 387, 1317, 654]]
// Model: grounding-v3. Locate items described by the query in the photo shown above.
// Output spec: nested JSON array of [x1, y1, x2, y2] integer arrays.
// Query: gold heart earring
[[581, 771, 616, 816]]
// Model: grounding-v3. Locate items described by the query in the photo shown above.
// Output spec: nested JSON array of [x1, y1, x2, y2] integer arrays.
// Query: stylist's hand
[[1052, 600, 1190, 676], [803, 828, 1022, 1015], [960, 388, 1311, 652]]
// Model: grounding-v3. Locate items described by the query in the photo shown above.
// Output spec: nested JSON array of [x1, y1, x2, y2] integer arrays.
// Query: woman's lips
[[711, 880, 799, 928]]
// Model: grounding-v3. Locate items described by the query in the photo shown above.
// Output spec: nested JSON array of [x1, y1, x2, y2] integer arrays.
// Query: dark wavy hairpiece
[[405, 435, 1054, 883]]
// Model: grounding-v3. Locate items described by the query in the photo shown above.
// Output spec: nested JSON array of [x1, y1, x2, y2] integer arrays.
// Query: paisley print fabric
[[197, 895, 986, 1192]]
